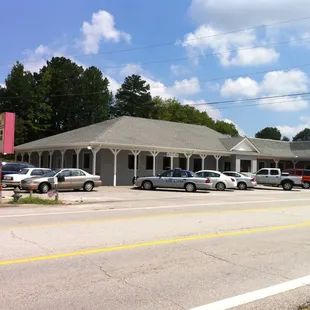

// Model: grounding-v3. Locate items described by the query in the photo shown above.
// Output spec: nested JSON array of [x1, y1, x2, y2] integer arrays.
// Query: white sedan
[[195, 170, 237, 191], [3, 168, 51, 188]]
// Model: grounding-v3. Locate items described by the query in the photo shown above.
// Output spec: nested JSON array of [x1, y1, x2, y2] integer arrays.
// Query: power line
[[8, 15, 310, 66]]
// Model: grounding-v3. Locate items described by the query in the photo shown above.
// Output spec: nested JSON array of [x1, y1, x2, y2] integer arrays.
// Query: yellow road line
[[1, 220, 310, 266], [0, 205, 305, 231]]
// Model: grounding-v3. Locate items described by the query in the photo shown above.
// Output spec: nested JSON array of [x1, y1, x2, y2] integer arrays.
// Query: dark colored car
[[0, 162, 36, 180]]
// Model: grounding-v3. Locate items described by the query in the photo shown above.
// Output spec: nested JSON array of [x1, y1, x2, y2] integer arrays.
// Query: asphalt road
[[1, 188, 310, 309]]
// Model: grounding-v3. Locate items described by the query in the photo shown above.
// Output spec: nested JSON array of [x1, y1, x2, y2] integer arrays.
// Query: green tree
[[281, 136, 290, 141], [214, 120, 239, 137], [78, 66, 112, 127], [255, 127, 281, 140], [39, 57, 84, 135], [293, 128, 310, 141], [114, 75, 154, 118], [0, 62, 51, 145]]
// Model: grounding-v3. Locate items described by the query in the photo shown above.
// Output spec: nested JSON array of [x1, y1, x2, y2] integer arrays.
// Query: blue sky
[[1, 0, 310, 138]]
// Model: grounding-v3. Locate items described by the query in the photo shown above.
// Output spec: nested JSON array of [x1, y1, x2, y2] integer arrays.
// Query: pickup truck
[[254, 168, 302, 190]]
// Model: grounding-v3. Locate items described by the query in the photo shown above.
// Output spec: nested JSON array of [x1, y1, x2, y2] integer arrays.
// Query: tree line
[[0, 57, 239, 147], [255, 127, 310, 142]]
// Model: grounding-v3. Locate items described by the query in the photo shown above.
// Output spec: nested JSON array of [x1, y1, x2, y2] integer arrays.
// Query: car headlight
[[4, 176, 13, 180]]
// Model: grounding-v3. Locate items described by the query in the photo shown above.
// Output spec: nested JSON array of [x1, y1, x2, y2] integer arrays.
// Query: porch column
[[75, 148, 81, 168], [131, 150, 141, 179], [184, 152, 193, 170], [38, 151, 42, 168], [251, 159, 257, 173], [14, 153, 18, 161], [49, 151, 54, 169], [91, 147, 101, 175], [150, 151, 159, 176], [274, 159, 279, 168], [214, 155, 221, 171], [110, 149, 120, 186], [170, 156, 174, 170], [293, 160, 298, 169], [21, 152, 24, 162], [60, 149, 66, 169], [199, 154, 207, 170], [28, 152, 32, 164], [236, 158, 241, 172]]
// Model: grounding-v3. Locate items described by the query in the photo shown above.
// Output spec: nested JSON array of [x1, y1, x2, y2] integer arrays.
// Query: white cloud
[[277, 116, 310, 138], [220, 69, 310, 111], [183, 99, 221, 120], [22, 44, 85, 73], [81, 10, 131, 54], [170, 64, 190, 76], [0, 83, 5, 88], [119, 63, 145, 77], [221, 77, 259, 98]]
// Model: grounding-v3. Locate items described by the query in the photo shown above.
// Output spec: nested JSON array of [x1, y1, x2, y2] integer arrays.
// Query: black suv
[[1, 162, 36, 180]]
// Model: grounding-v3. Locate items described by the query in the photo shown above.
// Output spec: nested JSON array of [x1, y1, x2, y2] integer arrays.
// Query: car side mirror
[[57, 176, 65, 182]]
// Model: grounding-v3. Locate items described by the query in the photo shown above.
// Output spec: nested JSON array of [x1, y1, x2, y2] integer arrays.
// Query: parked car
[[222, 171, 257, 190], [1, 162, 36, 180], [3, 168, 51, 188], [134, 168, 213, 192], [254, 168, 302, 190], [195, 170, 237, 191], [283, 168, 310, 189], [20, 168, 102, 193]]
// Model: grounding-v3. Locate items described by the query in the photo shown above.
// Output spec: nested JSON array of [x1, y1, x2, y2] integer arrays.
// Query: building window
[[128, 154, 139, 170], [193, 158, 202, 172], [146, 156, 153, 170], [178, 157, 186, 169], [72, 154, 77, 168], [224, 161, 231, 171], [84, 153, 90, 169], [258, 162, 265, 170], [40, 155, 44, 168], [163, 157, 170, 170]]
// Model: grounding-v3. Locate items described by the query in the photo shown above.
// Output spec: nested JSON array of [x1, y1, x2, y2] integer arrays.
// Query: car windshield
[[17, 168, 29, 174], [42, 170, 59, 177]]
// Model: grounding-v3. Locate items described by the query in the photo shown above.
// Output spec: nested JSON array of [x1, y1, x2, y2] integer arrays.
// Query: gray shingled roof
[[220, 137, 244, 150], [15, 116, 229, 153], [290, 141, 310, 158], [248, 138, 296, 157]]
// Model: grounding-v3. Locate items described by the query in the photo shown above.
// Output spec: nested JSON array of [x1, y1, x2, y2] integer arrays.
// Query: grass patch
[[9, 196, 63, 205]]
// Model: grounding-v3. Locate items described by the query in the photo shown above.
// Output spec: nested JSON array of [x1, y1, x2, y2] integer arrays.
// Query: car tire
[[282, 181, 293, 191], [39, 182, 50, 194], [302, 182, 310, 189], [83, 181, 94, 192], [185, 182, 196, 192], [238, 182, 247, 190], [142, 180, 153, 190], [216, 182, 226, 191]]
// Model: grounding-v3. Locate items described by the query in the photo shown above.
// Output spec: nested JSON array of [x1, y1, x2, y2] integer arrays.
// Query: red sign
[[0, 112, 15, 154]]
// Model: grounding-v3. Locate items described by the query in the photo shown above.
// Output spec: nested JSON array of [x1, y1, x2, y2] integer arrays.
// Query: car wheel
[[185, 182, 196, 192], [216, 182, 226, 191], [142, 181, 153, 190], [39, 182, 50, 194], [282, 181, 293, 191], [238, 182, 247, 190], [83, 181, 94, 192], [302, 182, 310, 189]]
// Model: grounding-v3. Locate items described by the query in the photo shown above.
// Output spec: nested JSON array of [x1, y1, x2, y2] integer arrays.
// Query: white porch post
[[21, 153, 24, 162], [214, 155, 221, 171], [38, 151, 42, 168], [75, 148, 81, 168], [91, 147, 101, 175], [14, 153, 18, 161], [251, 159, 257, 173], [293, 160, 298, 169], [60, 149, 66, 169], [28, 152, 32, 164], [199, 154, 207, 170], [131, 150, 141, 179], [236, 158, 241, 172], [184, 153, 192, 170], [49, 151, 54, 169], [150, 151, 159, 176], [110, 149, 120, 186], [274, 159, 279, 168], [170, 156, 174, 170]]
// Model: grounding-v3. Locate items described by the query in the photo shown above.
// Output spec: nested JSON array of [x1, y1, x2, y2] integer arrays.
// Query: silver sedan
[[222, 171, 257, 190], [134, 169, 213, 192]]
